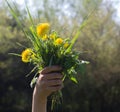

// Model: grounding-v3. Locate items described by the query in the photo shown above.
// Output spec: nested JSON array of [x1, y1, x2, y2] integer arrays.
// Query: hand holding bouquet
[[32, 65, 63, 112]]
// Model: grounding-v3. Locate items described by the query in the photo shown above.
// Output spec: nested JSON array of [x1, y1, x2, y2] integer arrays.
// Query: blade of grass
[[6, 0, 39, 47], [25, 5, 42, 50], [26, 65, 38, 77], [25, 4, 35, 27], [16, 42, 27, 48], [67, 21, 87, 51], [6, 0, 28, 39], [8, 53, 21, 57], [66, 6, 98, 52]]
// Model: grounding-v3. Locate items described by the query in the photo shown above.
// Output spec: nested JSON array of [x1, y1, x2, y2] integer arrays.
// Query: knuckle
[[57, 80, 62, 84]]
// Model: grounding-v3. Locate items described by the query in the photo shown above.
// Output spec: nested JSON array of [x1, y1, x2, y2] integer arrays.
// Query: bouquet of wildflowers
[[21, 22, 89, 109], [6, 0, 90, 110]]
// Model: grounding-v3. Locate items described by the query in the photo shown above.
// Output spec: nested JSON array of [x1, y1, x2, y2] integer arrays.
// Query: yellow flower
[[36, 23, 50, 37], [64, 42, 69, 48], [21, 49, 33, 63], [50, 33, 56, 39], [42, 34, 48, 40], [55, 38, 63, 45]]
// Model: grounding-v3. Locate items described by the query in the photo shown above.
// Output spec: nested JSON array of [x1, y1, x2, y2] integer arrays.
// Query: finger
[[47, 85, 63, 92], [47, 79, 62, 86], [37, 73, 63, 84], [44, 73, 63, 80], [40, 66, 62, 74]]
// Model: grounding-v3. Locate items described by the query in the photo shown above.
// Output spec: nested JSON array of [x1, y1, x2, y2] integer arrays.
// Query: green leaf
[[79, 64, 86, 75], [81, 60, 90, 64], [70, 76, 78, 84], [30, 77, 37, 88], [49, 55, 53, 66]]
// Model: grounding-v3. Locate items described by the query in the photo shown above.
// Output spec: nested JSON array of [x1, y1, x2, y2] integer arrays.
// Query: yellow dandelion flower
[[21, 49, 33, 63], [55, 38, 63, 45], [50, 33, 56, 39], [36, 23, 50, 37], [42, 34, 48, 40], [64, 42, 69, 48], [31, 53, 36, 60]]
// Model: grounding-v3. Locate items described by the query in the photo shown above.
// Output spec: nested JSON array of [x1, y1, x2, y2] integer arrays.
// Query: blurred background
[[0, 0, 120, 112]]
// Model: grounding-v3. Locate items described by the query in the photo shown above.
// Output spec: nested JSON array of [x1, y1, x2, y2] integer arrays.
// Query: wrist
[[32, 87, 47, 112], [33, 87, 47, 104]]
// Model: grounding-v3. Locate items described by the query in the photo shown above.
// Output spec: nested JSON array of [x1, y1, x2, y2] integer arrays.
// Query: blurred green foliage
[[0, 0, 120, 112]]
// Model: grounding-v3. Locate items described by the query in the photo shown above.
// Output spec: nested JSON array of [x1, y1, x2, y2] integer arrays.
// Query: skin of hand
[[32, 66, 63, 112]]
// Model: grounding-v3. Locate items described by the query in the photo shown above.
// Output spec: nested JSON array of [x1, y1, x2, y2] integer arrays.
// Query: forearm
[[32, 66, 62, 112], [32, 88, 47, 112]]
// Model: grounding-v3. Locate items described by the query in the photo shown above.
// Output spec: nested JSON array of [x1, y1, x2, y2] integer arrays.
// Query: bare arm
[[32, 66, 63, 112]]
